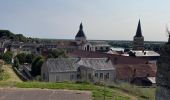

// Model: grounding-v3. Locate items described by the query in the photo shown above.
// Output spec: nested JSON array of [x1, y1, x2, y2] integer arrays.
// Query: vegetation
[[13, 57, 19, 68], [15, 82, 131, 100], [16, 53, 35, 64], [0, 64, 21, 83], [31, 56, 45, 77], [110, 83, 156, 100], [47, 49, 68, 58], [2, 51, 13, 64], [0, 30, 36, 42]]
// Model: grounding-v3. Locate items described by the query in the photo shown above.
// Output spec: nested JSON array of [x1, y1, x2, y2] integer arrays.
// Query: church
[[74, 23, 111, 52]]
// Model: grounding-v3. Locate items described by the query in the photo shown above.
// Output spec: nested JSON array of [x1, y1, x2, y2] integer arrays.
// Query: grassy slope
[[0, 65, 22, 87], [16, 82, 131, 100]]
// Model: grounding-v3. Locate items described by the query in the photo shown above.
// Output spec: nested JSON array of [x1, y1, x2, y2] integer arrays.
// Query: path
[[0, 88, 92, 100]]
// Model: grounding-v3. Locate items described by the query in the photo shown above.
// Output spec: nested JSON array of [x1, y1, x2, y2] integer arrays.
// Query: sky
[[0, 0, 170, 41]]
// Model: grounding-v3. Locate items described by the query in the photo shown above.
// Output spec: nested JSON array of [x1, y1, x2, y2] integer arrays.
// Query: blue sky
[[0, 0, 170, 41]]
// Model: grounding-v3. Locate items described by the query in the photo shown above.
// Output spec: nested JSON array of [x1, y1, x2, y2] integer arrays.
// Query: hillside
[[0, 30, 35, 42]]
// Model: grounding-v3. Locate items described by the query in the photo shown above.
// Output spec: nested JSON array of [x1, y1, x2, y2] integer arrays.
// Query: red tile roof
[[69, 50, 147, 64], [116, 64, 157, 80]]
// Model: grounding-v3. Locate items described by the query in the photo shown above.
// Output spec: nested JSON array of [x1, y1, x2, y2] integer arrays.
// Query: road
[[0, 88, 92, 100]]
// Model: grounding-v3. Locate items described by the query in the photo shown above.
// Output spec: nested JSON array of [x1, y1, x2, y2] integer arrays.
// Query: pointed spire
[[80, 22, 83, 30], [135, 19, 143, 37], [75, 22, 86, 38]]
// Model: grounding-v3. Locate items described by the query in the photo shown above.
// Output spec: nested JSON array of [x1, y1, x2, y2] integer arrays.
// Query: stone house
[[41, 58, 115, 84]]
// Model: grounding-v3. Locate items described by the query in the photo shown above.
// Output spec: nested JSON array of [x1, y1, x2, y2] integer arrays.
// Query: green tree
[[25, 54, 35, 64], [31, 56, 44, 77], [2, 51, 13, 64], [47, 49, 68, 58], [13, 57, 19, 68], [16, 53, 26, 64]]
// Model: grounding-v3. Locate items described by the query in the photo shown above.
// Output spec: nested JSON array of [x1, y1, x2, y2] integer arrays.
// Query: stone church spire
[[132, 19, 144, 50], [135, 20, 143, 37], [75, 23, 87, 44]]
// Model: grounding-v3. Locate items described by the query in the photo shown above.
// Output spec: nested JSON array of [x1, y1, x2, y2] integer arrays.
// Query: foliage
[[16, 53, 26, 64], [47, 49, 68, 58], [2, 51, 13, 64], [13, 57, 19, 68], [25, 54, 35, 64], [16, 53, 36, 64], [31, 56, 45, 77]]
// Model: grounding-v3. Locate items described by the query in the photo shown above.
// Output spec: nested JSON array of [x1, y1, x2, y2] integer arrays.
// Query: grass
[[15, 82, 131, 100], [0, 64, 22, 87], [110, 83, 156, 100]]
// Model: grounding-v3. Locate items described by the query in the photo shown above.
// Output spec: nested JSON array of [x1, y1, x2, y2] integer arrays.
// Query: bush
[[2, 51, 13, 64]]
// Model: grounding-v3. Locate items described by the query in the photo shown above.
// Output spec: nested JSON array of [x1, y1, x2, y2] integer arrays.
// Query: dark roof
[[75, 23, 86, 38], [135, 20, 143, 37], [78, 58, 114, 70], [43, 58, 79, 72], [42, 58, 114, 73], [116, 64, 157, 80], [68, 50, 147, 64]]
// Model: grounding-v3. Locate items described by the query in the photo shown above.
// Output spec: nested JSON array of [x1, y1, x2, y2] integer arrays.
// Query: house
[[41, 58, 115, 84], [116, 64, 157, 86], [130, 50, 160, 64]]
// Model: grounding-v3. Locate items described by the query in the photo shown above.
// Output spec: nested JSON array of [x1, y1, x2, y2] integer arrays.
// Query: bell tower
[[75, 23, 87, 44], [133, 20, 144, 50]]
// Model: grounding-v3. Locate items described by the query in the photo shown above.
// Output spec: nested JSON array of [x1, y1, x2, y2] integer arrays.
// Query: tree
[[13, 57, 19, 68], [2, 51, 13, 64], [25, 54, 35, 64], [47, 49, 68, 58], [16, 53, 26, 64], [31, 56, 44, 77]]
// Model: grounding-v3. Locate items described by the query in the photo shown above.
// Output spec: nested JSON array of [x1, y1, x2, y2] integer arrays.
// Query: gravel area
[[0, 88, 92, 100]]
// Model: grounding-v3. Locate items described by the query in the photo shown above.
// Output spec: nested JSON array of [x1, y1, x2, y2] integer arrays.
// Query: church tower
[[75, 23, 87, 44], [133, 20, 144, 50]]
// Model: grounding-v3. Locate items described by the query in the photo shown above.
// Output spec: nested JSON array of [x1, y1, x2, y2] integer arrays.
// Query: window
[[100, 73, 103, 79], [95, 73, 98, 78]]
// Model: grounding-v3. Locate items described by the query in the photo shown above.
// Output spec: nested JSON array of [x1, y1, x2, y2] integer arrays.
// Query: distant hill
[[0, 30, 36, 43]]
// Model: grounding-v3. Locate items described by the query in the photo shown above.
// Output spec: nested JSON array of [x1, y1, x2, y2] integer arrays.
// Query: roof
[[78, 58, 114, 70], [75, 23, 86, 38], [135, 20, 143, 37], [44, 58, 79, 73], [68, 50, 148, 64], [116, 64, 157, 80], [42, 58, 114, 73], [131, 50, 160, 57]]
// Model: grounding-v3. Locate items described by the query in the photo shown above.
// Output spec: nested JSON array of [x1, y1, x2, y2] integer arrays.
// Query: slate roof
[[75, 23, 86, 38], [78, 58, 114, 70], [44, 58, 79, 73], [135, 20, 143, 37], [42, 58, 115, 73]]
